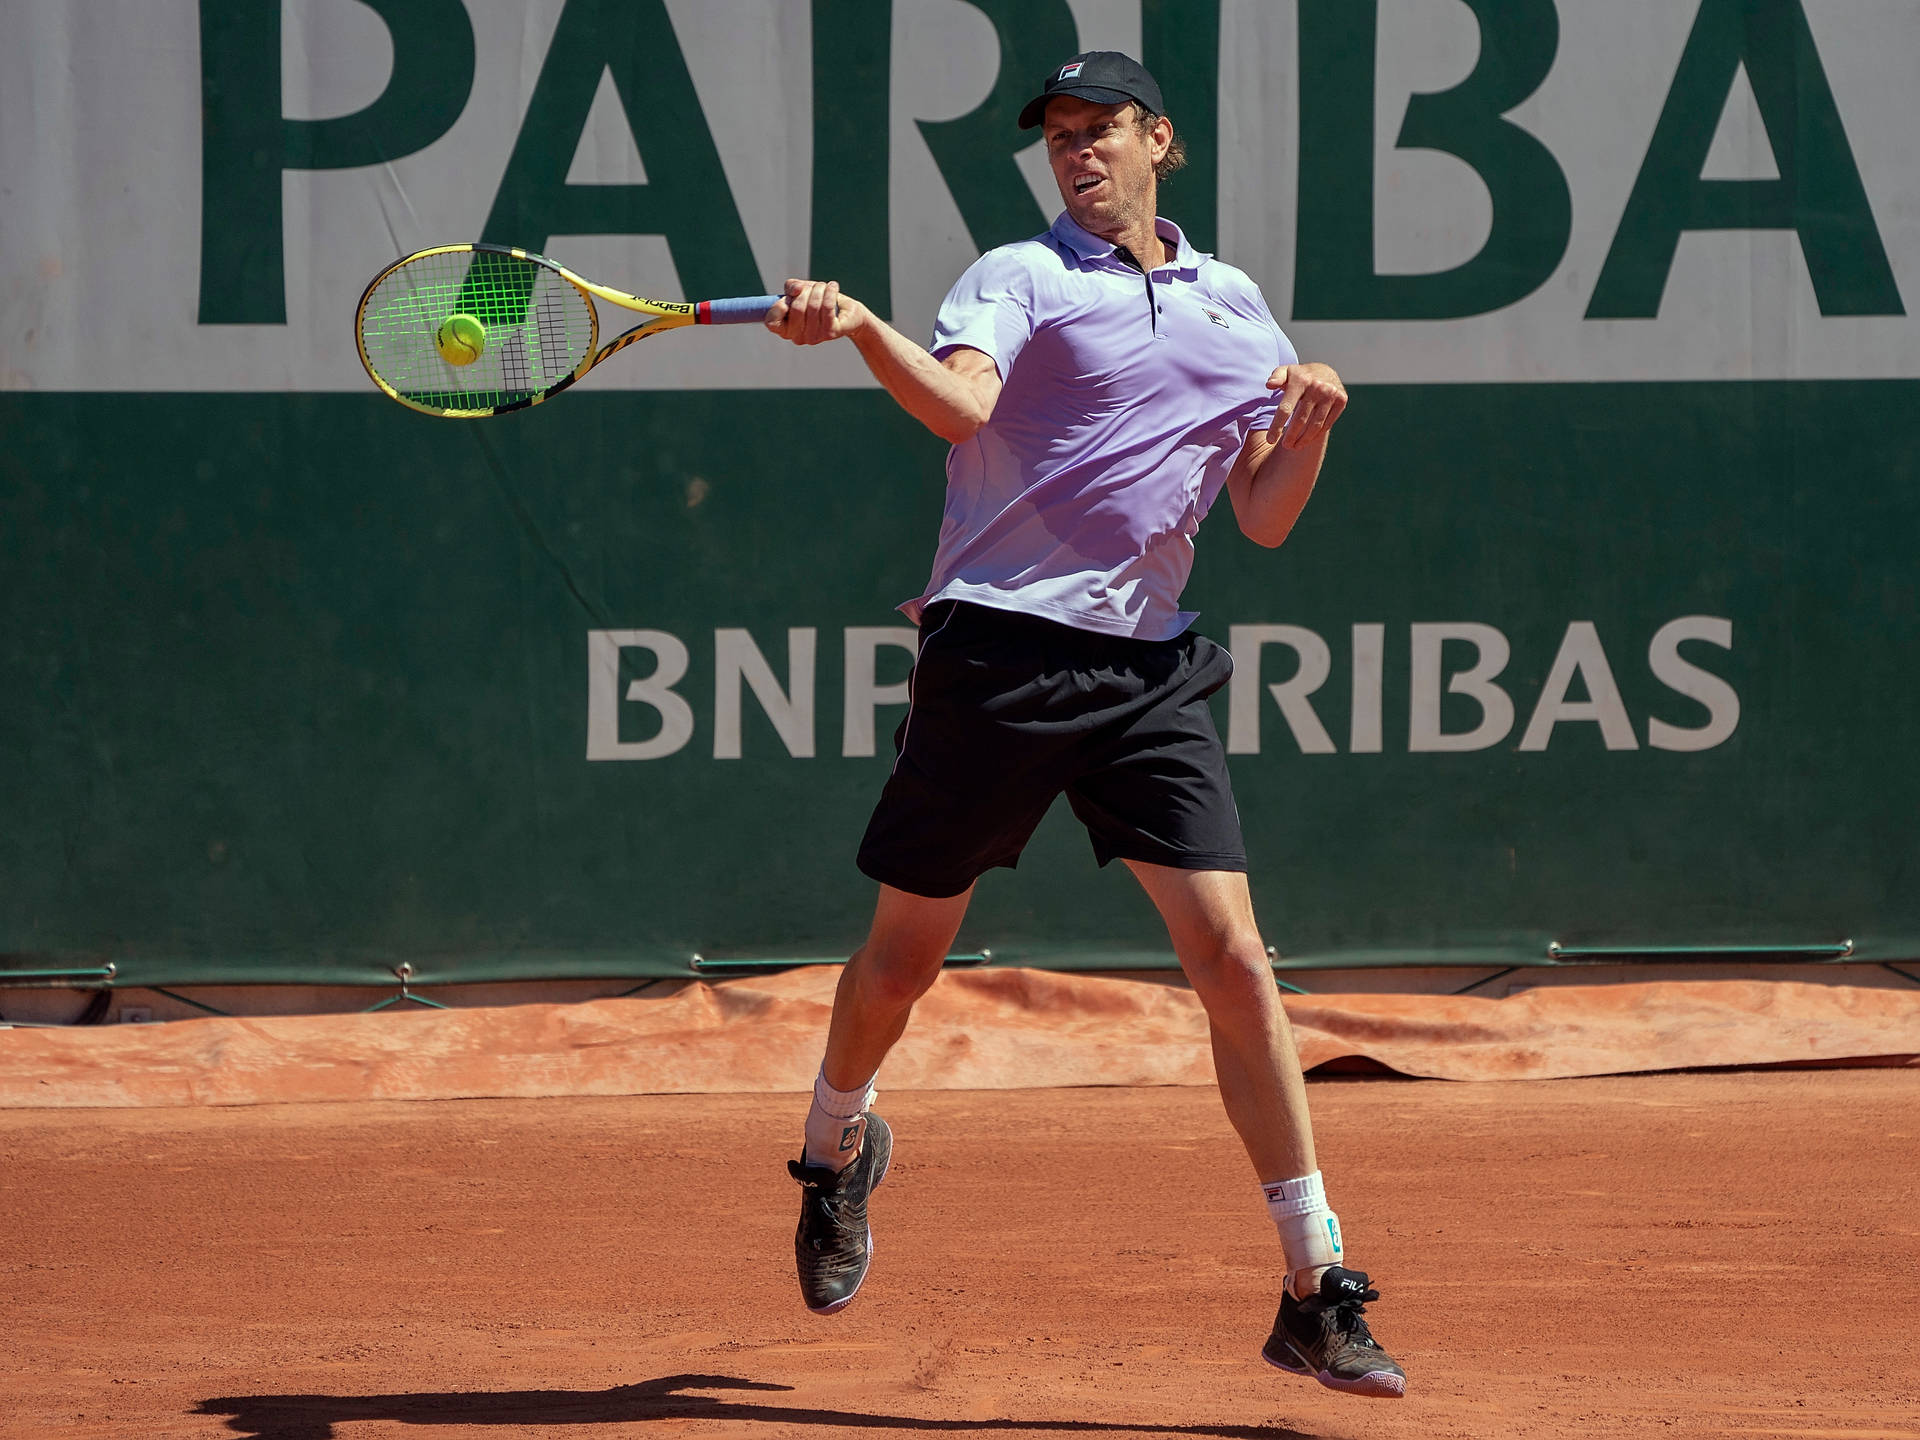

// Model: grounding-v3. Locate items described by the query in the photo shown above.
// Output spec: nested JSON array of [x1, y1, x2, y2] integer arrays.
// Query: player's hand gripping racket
[[355, 243, 779, 418]]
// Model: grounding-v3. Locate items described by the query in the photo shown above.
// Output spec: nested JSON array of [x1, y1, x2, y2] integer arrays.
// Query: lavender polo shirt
[[904, 212, 1297, 640]]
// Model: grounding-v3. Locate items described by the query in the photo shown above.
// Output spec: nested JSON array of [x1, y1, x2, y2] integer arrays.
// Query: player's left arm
[[1225, 362, 1348, 549]]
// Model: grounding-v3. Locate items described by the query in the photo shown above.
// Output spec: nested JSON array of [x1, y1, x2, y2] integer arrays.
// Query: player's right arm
[[765, 278, 1002, 445]]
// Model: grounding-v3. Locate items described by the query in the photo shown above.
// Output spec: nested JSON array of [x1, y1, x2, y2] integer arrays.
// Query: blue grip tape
[[704, 295, 782, 325]]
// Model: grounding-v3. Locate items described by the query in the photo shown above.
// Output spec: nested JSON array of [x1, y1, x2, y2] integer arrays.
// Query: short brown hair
[[1132, 104, 1188, 182]]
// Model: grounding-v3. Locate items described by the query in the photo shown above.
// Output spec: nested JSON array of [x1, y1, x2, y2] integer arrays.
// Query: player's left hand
[[1265, 362, 1347, 450]]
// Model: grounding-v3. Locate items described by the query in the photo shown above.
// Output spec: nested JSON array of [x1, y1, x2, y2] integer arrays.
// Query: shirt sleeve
[[930, 246, 1039, 381]]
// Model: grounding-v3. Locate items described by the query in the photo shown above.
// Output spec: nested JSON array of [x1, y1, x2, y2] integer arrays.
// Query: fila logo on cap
[[1058, 61, 1085, 79]]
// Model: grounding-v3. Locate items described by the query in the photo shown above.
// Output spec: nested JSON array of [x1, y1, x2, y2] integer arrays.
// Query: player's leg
[[1125, 860, 1406, 1399], [1054, 631, 1326, 1205], [1059, 624, 1405, 1397], [788, 882, 972, 1316], [791, 603, 1073, 1315], [817, 881, 974, 1129], [1121, 862, 1314, 1182], [1121, 863, 1334, 1275], [818, 598, 1074, 1126]]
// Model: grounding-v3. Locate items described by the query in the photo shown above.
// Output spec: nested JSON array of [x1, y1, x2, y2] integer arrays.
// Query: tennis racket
[[355, 243, 780, 418]]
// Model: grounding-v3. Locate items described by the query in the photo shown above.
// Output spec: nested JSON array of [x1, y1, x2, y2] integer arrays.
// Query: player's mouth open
[[1073, 174, 1104, 196]]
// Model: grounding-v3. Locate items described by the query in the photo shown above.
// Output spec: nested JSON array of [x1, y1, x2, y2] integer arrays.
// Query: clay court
[[6, 1063, 1917, 1439]]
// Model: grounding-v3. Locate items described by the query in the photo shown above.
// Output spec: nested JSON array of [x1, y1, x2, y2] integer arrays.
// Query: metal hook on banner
[[362, 963, 450, 1013]]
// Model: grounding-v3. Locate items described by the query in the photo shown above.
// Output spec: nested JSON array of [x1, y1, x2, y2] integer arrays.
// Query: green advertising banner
[[3, 2, 1916, 984]]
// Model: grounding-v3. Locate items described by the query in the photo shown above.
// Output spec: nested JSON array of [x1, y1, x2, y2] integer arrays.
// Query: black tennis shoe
[[787, 1112, 892, 1315], [1261, 1265, 1407, 1398]]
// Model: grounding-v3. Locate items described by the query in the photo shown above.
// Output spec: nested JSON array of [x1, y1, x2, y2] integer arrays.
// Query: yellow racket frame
[[355, 243, 763, 419]]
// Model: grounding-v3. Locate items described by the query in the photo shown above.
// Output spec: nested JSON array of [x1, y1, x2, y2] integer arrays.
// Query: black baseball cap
[[1017, 51, 1165, 130]]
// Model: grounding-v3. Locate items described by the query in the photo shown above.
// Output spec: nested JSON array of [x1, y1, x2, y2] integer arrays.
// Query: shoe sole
[[1262, 1344, 1406, 1399], [804, 1123, 893, 1317]]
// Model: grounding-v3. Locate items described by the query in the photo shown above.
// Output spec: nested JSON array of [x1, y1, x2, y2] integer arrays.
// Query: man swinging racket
[[761, 51, 1406, 1399]]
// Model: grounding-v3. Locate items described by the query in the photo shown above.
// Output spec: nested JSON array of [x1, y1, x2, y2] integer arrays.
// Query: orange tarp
[[2, 970, 1916, 1108]]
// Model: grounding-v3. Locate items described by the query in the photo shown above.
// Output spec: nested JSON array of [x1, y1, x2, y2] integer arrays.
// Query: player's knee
[[850, 944, 946, 1010], [1180, 931, 1275, 1004]]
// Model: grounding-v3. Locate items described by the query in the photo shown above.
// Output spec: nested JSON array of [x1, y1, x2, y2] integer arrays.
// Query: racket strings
[[357, 249, 595, 413]]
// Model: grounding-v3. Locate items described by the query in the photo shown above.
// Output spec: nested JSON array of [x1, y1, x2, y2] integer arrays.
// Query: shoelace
[[1301, 1278, 1384, 1348], [792, 1170, 857, 1248], [1326, 1296, 1381, 1349]]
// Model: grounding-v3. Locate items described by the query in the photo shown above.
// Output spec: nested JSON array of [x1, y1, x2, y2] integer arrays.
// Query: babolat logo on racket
[[1058, 60, 1085, 79]]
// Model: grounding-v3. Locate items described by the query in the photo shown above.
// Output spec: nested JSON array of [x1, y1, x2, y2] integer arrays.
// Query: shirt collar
[[1049, 211, 1205, 274]]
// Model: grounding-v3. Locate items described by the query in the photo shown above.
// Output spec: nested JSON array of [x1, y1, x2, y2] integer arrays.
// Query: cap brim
[[1018, 85, 1138, 130]]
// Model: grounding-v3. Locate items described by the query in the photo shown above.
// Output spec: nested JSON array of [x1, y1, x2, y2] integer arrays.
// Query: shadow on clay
[[195, 1371, 1324, 1439]]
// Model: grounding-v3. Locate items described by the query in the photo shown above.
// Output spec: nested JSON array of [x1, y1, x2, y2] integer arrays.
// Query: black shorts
[[856, 601, 1248, 899]]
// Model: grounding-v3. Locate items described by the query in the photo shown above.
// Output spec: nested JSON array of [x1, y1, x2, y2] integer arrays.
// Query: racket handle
[[698, 295, 783, 325]]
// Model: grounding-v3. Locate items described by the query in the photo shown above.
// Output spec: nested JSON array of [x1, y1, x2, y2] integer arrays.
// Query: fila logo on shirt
[[1201, 307, 1230, 330], [1058, 61, 1085, 79]]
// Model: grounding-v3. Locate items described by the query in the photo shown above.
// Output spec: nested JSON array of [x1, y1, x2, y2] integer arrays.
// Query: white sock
[[802, 1066, 876, 1172], [1261, 1170, 1344, 1293]]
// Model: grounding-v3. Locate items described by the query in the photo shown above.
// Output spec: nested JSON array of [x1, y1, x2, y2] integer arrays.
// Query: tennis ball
[[435, 313, 486, 366]]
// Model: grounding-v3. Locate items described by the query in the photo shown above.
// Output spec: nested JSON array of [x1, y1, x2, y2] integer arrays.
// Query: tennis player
[[762, 51, 1405, 1399]]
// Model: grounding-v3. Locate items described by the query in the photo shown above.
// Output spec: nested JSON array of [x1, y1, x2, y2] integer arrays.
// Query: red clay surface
[[3, 1072, 1917, 1440]]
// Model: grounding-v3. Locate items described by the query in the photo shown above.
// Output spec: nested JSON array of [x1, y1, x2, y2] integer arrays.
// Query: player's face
[[1043, 98, 1170, 239]]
